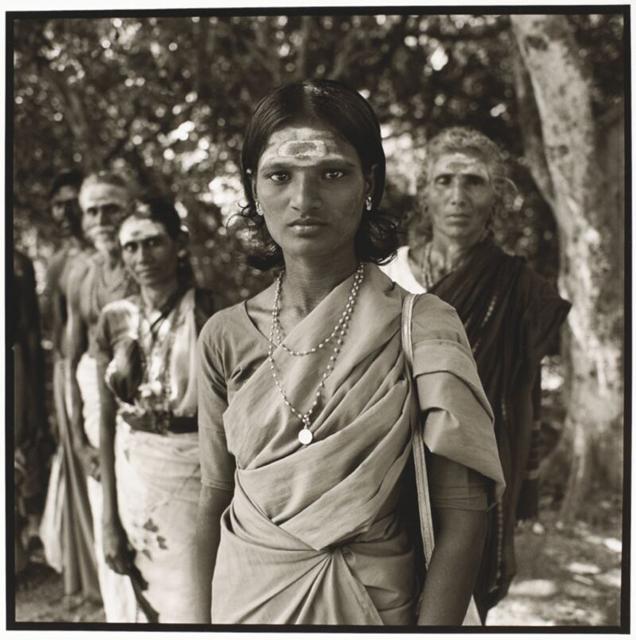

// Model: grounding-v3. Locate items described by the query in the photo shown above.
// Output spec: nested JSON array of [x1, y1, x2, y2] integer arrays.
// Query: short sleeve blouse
[[197, 294, 499, 509]]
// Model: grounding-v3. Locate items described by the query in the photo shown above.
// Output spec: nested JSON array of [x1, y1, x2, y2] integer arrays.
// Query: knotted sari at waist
[[211, 266, 504, 625]]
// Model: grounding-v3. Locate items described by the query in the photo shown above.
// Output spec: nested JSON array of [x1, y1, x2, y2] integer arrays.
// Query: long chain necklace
[[267, 264, 365, 445], [137, 289, 184, 432], [419, 242, 471, 290], [270, 263, 365, 356], [419, 242, 436, 290]]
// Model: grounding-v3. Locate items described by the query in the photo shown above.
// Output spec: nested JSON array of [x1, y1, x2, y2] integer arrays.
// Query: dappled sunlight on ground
[[14, 503, 622, 627], [488, 508, 622, 627]]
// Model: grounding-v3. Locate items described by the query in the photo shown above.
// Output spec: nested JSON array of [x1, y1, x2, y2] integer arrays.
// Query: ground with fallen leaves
[[13, 495, 623, 628]]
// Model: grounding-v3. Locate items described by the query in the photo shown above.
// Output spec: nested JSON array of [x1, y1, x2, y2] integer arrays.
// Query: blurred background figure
[[96, 196, 216, 622], [381, 127, 571, 621], [39, 168, 101, 602], [65, 171, 139, 621], [13, 250, 49, 575]]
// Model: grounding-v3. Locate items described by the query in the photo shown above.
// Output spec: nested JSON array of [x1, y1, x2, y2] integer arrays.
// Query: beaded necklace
[[418, 241, 472, 290], [267, 264, 365, 445], [419, 242, 436, 290], [136, 288, 184, 433]]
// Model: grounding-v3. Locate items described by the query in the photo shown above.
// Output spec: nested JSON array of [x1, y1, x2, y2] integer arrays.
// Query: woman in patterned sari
[[95, 196, 216, 622], [194, 80, 505, 626]]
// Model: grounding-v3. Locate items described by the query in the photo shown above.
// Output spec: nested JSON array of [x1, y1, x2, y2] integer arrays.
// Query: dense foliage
[[11, 11, 624, 301]]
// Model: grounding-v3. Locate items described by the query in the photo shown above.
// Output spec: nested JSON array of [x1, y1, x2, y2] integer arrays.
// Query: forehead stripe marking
[[276, 140, 328, 159]]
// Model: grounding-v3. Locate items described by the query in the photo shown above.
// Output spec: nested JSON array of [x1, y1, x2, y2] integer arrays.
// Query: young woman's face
[[254, 120, 373, 263], [423, 151, 495, 247], [119, 217, 179, 289]]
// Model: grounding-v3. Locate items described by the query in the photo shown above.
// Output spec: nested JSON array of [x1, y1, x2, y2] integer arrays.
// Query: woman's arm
[[416, 506, 486, 625], [192, 316, 236, 622], [96, 357, 130, 574], [192, 484, 233, 623], [66, 270, 100, 476]]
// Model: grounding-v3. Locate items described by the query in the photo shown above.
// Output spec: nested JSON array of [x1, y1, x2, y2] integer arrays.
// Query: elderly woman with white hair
[[381, 126, 571, 622]]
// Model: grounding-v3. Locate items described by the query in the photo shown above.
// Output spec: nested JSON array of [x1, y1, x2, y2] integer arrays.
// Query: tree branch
[[294, 16, 313, 80], [329, 26, 360, 81], [511, 15, 602, 236], [253, 20, 282, 86], [511, 37, 555, 209], [31, 49, 101, 169], [196, 17, 214, 101], [103, 110, 139, 164], [422, 17, 509, 43]]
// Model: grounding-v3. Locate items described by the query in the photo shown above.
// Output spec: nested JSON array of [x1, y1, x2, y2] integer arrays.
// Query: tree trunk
[[510, 15, 624, 522]]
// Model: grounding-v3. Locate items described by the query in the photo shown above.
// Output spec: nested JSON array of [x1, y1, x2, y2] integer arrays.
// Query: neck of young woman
[[281, 252, 359, 316], [140, 276, 180, 312]]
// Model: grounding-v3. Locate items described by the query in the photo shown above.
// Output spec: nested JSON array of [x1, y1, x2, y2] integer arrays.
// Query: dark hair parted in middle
[[122, 194, 195, 288], [50, 168, 84, 198], [237, 79, 400, 270]]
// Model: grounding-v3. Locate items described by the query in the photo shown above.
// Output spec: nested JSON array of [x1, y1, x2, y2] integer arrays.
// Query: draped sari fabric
[[77, 353, 139, 621], [96, 288, 213, 622], [381, 240, 570, 617], [40, 249, 99, 596], [426, 241, 570, 616], [114, 422, 200, 622], [199, 265, 505, 625], [70, 253, 140, 620], [46, 358, 99, 597]]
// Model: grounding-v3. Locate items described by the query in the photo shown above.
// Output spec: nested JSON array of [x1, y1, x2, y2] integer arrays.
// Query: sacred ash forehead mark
[[432, 152, 492, 179], [276, 139, 329, 160], [119, 218, 167, 245], [81, 182, 129, 203], [259, 126, 349, 166]]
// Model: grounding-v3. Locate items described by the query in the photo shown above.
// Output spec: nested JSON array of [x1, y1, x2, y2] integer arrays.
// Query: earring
[[364, 196, 373, 212], [255, 201, 264, 216]]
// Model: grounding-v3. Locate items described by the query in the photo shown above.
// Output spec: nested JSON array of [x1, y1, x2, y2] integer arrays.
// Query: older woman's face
[[79, 182, 130, 253], [119, 217, 179, 289], [423, 151, 495, 247], [254, 120, 372, 262]]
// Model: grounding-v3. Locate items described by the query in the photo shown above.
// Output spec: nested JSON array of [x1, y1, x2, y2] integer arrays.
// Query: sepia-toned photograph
[[6, 5, 628, 632]]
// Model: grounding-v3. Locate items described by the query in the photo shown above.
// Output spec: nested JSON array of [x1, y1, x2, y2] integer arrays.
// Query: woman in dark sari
[[194, 81, 505, 625], [381, 127, 571, 620]]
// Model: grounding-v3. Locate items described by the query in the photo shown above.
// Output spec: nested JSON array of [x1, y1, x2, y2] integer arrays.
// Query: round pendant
[[298, 428, 313, 445]]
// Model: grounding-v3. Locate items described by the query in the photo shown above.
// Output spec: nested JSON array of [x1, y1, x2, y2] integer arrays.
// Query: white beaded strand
[[267, 264, 365, 445], [270, 263, 364, 357]]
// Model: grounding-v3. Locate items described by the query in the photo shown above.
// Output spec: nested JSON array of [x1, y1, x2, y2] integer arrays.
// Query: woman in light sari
[[95, 196, 216, 622], [194, 80, 505, 626]]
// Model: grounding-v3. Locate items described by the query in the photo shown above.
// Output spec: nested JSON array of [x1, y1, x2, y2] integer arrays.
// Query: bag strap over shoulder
[[402, 293, 484, 626], [401, 293, 435, 568]]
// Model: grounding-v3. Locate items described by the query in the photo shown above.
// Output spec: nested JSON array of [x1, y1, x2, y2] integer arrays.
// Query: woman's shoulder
[[411, 293, 468, 345], [192, 287, 222, 331], [412, 292, 460, 322], [199, 300, 249, 345]]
